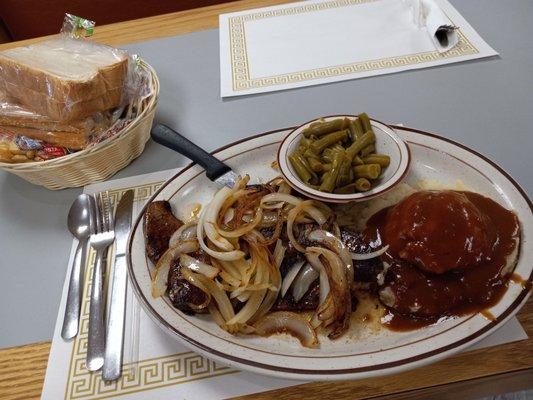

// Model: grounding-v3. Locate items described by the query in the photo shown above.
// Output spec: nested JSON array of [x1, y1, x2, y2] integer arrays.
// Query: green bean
[[354, 164, 381, 180], [319, 151, 342, 192], [331, 143, 345, 153], [303, 148, 318, 160], [352, 156, 364, 166], [299, 137, 313, 148], [310, 130, 349, 153], [362, 154, 390, 167], [297, 144, 308, 154], [334, 178, 371, 194], [346, 130, 375, 159], [361, 144, 375, 157], [354, 178, 371, 191], [348, 119, 363, 141], [347, 122, 356, 142], [289, 154, 312, 183], [335, 152, 352, 187], [358, 113, 372, 133], [343, 118, 351, 127], [319, 171, 331, 186], [293, 144, 306, 155], [354, 118, 364, 138], [341, 118, 351, 141], [348, 121, 357, 142], [292, 153, 319, 183], [298, 154, 318, 181], [322, 163, 332, 171], [307, 156, 325, 172], [321, 152, 333, 164], [329, 129, 369, 189], [302, 118, 345, 138], [322, 148, 334, 163], [293, 150, 305, 163]]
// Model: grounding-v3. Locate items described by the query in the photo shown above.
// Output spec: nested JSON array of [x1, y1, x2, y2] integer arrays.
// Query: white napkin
[[406, 0, 459, 52]]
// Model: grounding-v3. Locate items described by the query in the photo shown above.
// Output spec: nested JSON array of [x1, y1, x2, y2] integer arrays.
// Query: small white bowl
[[278, 115, 410, 203]]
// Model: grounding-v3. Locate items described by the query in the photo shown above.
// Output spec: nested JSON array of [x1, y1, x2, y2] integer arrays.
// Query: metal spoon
[[61, 194, 95, 340]]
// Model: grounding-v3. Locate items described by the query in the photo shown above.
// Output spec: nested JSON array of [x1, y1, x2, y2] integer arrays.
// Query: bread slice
[[0, 92, 102, 134], [0, 38, 128, 120], [3, 81, 123, 121]]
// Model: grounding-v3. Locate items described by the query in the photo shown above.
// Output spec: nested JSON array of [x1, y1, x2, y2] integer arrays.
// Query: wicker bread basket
[[0, 60, 159, 190]]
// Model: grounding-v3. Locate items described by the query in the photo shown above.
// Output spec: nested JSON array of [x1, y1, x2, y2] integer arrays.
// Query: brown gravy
[[480, 310, 496, 322], [510, 272, 528, 289], [365, 191, 520, 331]]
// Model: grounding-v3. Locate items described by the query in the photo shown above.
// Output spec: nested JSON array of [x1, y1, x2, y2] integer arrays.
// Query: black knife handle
[[151, 124, 231, 181]]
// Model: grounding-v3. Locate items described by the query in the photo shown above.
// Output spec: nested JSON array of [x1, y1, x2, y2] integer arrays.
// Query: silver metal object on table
[[61, 194, 95, 340], [102, 190, 134, 381], [86, 191, 115, 372], [214, 171, 238, 189]]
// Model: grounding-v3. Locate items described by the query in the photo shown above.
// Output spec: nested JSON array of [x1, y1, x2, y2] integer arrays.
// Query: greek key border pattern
[[228, 0, 479, 91], [64, 182, 235, 400]]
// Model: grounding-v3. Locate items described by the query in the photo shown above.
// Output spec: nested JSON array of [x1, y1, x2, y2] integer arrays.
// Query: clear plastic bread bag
[[0, 14, 153, 162]]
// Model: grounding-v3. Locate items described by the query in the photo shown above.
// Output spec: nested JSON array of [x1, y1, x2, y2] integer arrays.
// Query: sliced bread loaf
[[0, 38, 128, 120]]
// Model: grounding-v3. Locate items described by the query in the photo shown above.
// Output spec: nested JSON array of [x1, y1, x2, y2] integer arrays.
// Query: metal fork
[[86, 191, 115, 371]]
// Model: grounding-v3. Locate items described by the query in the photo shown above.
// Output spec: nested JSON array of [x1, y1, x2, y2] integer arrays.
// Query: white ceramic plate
[[127, 125, 532, 381], [278, 117, 410, 203]]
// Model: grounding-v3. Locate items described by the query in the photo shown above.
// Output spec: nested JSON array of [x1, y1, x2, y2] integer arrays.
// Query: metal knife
[[102, 190, 134, 381], [151, 124, 237, 188]]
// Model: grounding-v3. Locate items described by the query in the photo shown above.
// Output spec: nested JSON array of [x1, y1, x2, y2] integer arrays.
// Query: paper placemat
[[41, 166, 527, 400], [219, 0, 498, 96]]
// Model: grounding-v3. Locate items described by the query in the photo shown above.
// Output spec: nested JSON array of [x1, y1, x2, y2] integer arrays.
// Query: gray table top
[[1, 0, 531, 348]]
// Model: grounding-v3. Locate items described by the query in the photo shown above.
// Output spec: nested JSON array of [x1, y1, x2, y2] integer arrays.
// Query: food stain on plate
[[510, 272, 528, 289], [349, 292, 386, 338], [186, 203, 202, 222]]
